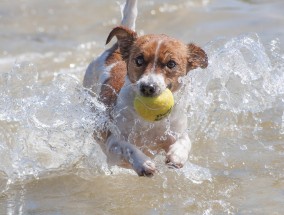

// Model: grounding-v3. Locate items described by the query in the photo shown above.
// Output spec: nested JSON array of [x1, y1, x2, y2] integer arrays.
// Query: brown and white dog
[[84, 0, 208, 176]]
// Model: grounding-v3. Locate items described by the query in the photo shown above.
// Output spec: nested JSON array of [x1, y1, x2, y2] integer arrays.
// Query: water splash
[[182, 33, 284, 141], [0, 33, 283, 194], [0, 61, 108, 187]]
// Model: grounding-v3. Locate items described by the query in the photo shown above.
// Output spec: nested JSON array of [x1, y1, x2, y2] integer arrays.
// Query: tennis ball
[[133, 88, 174, 122]]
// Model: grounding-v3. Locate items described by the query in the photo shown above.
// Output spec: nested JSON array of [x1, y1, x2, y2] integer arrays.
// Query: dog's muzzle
[[140, 83, 157, 97]]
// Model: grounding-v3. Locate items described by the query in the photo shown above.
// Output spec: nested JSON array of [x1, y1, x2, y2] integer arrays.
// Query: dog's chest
[[112, 84, 188, 147]]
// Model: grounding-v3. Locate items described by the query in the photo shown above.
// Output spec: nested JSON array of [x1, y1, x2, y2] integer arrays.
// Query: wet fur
[[84, 0, 208, 176]]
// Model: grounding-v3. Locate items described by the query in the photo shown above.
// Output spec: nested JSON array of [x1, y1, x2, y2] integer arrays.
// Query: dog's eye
[[135, 56, 144, 67], [166, 60, 176, 69]]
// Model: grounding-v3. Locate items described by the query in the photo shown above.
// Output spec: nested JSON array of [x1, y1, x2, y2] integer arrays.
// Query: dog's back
[[83, 0, 138, 107]]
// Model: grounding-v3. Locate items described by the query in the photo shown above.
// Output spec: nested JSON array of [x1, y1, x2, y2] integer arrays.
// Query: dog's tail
[[120, 0, 138, 31]]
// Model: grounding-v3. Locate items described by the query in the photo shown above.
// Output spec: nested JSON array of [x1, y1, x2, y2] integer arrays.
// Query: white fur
[[108, 77, 191, 175], [136, 73, 167, 96], [150, 40, 163, 73], [84, 50, 116, 94], [121, 0, 138, 30], [166, 133, 191, 167]]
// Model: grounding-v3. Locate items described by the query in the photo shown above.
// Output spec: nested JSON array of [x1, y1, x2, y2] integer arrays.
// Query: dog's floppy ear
[[187, 43, 208, 72], [106, 26, 137, 60]]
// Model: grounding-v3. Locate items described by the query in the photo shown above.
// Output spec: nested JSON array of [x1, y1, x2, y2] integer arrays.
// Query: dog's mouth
[[137, 81, 174, 97], [135, 73, 170, 97], [167, 82, 173, 91]]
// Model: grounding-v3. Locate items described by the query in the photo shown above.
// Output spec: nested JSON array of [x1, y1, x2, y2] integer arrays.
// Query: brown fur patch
[[126, 34, 190, 92], [99, 45, 127, 107], [187, 43, 208, 70], [105, 44, 123, 66], [106, 26, 137, 61], [102, 27, 208, 104], [99, 61, 126, 107]]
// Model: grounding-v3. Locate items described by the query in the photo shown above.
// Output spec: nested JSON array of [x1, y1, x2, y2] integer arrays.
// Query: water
[[0, 0, 284, 214]]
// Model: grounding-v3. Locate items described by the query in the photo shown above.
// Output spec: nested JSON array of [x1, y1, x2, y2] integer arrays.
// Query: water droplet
[[240, 145, 247, 151]]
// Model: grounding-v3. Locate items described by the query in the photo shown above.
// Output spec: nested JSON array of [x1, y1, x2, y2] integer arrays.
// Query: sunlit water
[[0, 0, 284, 214]]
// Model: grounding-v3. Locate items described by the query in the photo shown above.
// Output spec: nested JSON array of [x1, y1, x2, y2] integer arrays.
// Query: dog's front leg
[[166, 133, 192, 168], [106, 135, 156, 176]]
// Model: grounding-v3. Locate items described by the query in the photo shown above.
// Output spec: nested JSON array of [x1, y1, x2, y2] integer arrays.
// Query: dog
[[83, 0, 208, 176]]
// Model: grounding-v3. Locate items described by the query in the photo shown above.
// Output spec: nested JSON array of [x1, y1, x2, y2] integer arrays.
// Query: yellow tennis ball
[[134, 88, 174, 122]]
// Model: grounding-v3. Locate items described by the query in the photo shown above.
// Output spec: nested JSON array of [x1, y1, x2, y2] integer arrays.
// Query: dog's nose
[[140, 83, 157, 96]]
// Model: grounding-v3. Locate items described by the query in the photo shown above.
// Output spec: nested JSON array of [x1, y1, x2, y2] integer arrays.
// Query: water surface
[[0, 0, 284, 214]]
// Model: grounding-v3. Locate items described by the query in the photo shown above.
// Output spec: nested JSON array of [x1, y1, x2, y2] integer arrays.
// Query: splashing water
[[184, 33, 284, 137], [0, 61, 109, 187], [0, 33, 284, 207], [180, 34, 284, 181]]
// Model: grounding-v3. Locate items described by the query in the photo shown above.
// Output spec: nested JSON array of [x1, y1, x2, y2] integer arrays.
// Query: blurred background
[[1, 0, 283, 70]]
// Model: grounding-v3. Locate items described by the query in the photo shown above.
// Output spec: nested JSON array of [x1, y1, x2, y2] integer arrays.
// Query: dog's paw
[[166, 143, 189, 168], [133, 160, 156, 177]]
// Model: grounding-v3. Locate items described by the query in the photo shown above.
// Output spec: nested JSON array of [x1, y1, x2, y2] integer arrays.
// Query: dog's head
[[106, 26, 208, 97]]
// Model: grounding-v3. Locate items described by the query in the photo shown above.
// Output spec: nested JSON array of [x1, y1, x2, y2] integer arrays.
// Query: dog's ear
[[106, 26, 137, 60], [187, 43, 208, 72]]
